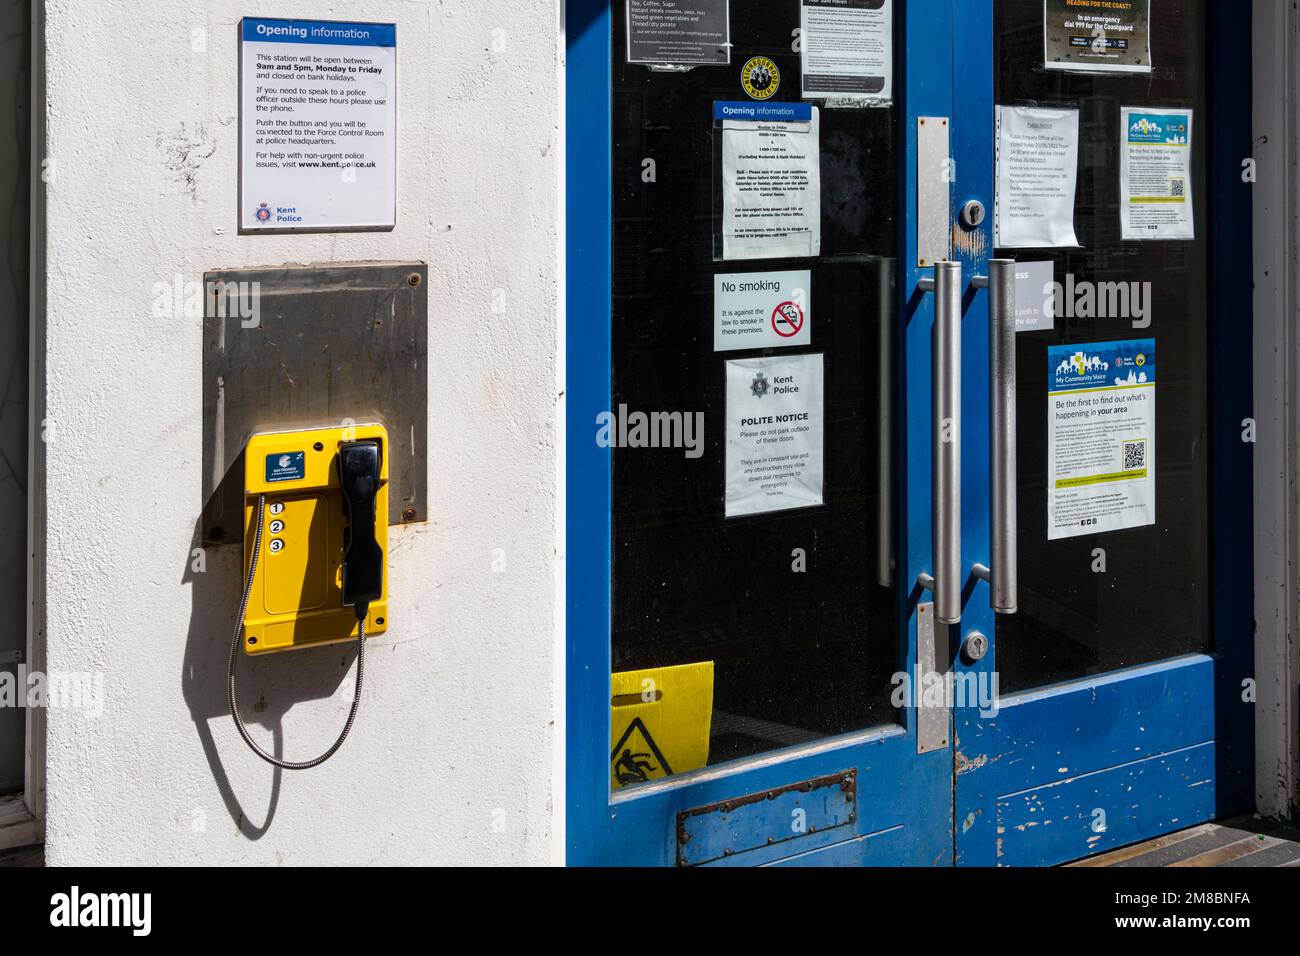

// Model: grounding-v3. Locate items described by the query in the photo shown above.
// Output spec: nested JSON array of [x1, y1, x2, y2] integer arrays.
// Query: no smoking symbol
[[772, 301, 805, 338]]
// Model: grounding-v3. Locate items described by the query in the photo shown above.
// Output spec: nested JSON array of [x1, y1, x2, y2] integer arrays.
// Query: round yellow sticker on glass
[[741, 56, 780, 101]]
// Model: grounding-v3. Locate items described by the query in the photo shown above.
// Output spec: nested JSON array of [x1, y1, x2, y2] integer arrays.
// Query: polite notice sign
[[725, 354, 824, 518], [627, 0, 730, 66], [1047, 339, 1156, 540], [715, 270, 812, 351], [240, 17, 397, 232]]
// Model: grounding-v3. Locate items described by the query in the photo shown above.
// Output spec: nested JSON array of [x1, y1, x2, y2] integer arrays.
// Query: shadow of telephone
[[228, 425, 389, 769]]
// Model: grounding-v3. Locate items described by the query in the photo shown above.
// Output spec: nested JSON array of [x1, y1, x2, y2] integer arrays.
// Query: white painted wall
[[40, 0, 561, 864]]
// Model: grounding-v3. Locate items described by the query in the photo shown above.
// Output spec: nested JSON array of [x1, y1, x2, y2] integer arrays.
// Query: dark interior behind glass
[[994, 0, 1211, 692], [610, 0, 900, 770]]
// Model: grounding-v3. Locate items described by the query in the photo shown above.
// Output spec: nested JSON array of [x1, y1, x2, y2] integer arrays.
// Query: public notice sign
[[994, 106, 1080, 249], [240, 17, 397, 232]]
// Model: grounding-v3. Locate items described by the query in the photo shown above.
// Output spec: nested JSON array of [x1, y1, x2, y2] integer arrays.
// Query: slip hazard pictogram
[[611, 717, 673, 786], [772, 300, 805, 338]]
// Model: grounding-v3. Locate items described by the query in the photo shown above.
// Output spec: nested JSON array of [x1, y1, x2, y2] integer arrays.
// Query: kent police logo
[[750, 372, 770, 398], [741, 56, 780, 101], [255, 203, 272, 223]]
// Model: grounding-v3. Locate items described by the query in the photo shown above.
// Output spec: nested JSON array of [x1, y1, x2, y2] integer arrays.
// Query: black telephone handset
[[339, 440, 384, 620]]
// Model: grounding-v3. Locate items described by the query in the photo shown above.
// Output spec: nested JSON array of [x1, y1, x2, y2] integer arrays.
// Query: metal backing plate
[[916, 603, 951, 755], [917, 116, 952, 268], [201, 261, 428, 545]]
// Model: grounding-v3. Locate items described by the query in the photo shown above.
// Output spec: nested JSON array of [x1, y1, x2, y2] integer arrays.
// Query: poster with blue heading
[[239, 18, 396, 232], [1047, 339, 1155, 540], [1120, 107, 1194, 241]]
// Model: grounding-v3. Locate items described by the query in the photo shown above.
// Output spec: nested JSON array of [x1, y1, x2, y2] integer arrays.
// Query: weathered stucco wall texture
[[40, 0, 560, 864]]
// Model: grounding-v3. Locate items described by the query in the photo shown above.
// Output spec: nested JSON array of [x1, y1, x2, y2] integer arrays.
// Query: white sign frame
[[239, 17, 398, 234]]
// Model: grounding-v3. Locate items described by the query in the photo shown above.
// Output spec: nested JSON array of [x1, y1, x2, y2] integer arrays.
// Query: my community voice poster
[[1121, 108, 1194, 241], [1047, 339, 1155, 541], [240, 18, 396, 231], [1045, 0, 1151, 74], [718, 102, 821, 260], [726, 354, 824, 519]]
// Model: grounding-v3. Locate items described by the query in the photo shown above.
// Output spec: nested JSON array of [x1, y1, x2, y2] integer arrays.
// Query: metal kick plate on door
[[200, 262, 429, 545], [917, 117, 952, 268], [676, 771, 857, 867]]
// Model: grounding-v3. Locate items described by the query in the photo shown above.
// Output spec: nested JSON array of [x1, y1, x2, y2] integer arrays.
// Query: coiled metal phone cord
[[228, 494, 366, 770]]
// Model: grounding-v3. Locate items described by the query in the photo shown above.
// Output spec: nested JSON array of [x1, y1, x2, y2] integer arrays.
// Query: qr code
[[1170, 178, 1186, 197], [1123, 440, 1147, 470]]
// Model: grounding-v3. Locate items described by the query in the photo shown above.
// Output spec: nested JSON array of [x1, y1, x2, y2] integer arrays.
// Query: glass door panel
[[611, 0, 900, 778], [954, 0, 1252, 868], [993, 0, 1210, 691]]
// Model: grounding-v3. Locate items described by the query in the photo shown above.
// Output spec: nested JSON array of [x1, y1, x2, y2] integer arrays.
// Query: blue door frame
[[566, 0, 1254, 867]]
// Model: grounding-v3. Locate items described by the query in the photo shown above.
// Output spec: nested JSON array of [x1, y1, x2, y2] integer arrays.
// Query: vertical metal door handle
[[929, 261, 962, 625], [877, 258, 896, 588], [973, 260, 1019, 615]]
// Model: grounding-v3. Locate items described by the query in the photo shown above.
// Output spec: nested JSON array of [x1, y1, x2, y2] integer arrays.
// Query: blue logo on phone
[[265, 452, 306, 483]]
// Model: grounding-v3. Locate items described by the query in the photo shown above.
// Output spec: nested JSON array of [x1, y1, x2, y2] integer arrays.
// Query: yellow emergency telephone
[[227, 424, 390, 769]]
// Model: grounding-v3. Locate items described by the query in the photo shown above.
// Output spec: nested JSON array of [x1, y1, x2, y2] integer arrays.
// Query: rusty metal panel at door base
[[676, 771, 857, 867]]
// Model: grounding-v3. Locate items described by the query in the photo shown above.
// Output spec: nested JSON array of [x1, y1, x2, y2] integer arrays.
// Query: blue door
[[951, 0, 1255, 866], [567, 0, 1253, 867]]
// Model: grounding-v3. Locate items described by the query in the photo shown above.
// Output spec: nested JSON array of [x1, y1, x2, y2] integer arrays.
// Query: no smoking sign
[[772, 301, 805, 338], [714, 270, 812, 351]]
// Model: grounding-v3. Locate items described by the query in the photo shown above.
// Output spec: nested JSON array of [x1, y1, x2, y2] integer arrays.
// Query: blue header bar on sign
[[714, 101, 813, 122], [1048, 339, 1156, 394], [241, 18, 397, 48]]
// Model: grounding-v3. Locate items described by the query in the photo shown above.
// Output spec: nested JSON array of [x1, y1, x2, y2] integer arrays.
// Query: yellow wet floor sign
[[611, 662, 714, 790]]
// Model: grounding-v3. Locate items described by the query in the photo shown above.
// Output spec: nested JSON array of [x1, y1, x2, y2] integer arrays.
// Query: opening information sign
[[239, 17, 397, 232]]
